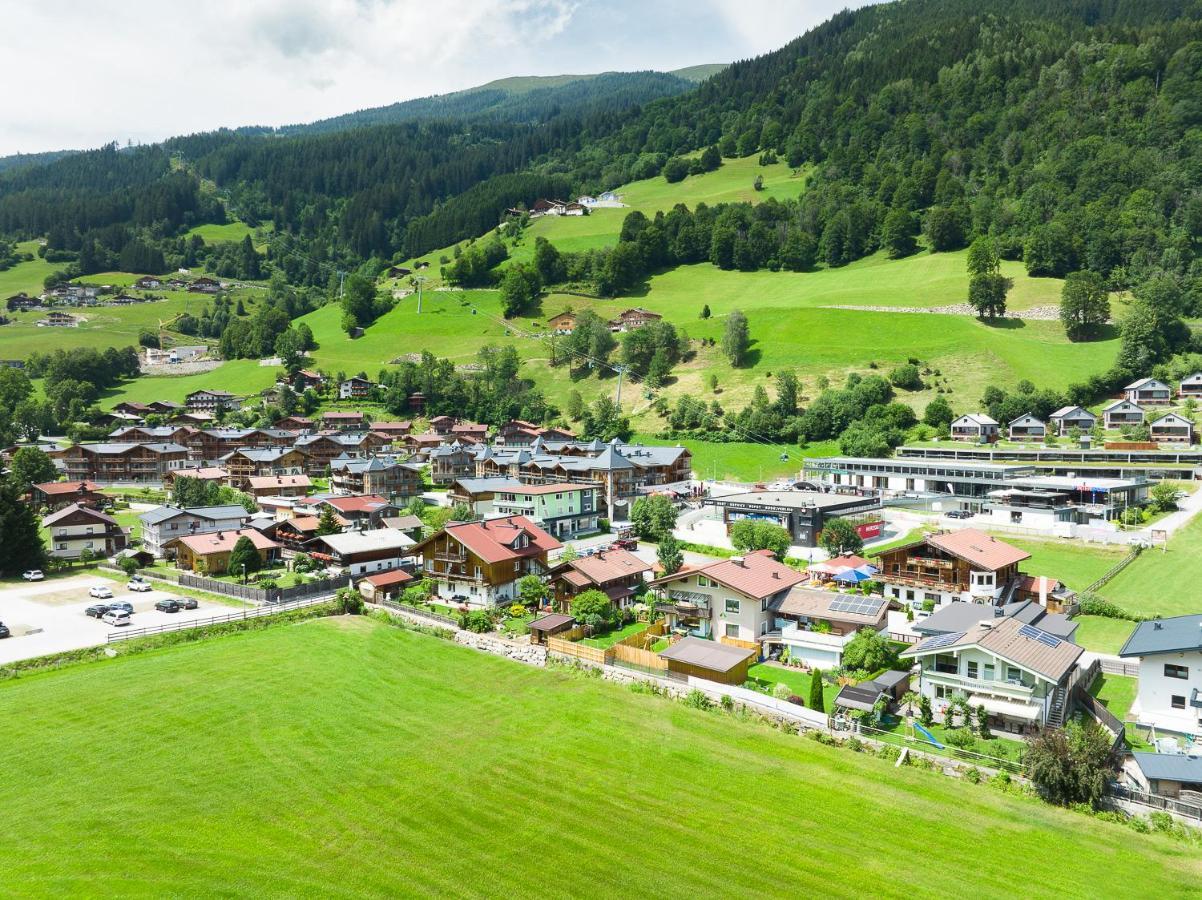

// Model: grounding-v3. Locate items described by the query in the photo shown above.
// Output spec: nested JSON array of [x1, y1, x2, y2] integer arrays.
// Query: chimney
[[1154, 621, 1163, 630], [731, 556, 745, 567], [772, 571, 779, 579]]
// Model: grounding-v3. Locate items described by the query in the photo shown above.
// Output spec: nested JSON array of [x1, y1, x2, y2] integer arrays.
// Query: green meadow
[[0, 616, 1195, 897]]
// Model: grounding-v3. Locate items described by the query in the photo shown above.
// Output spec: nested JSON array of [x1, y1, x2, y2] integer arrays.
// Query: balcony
[[779, 623, 854, 650], [923, 668, 1035, 699]]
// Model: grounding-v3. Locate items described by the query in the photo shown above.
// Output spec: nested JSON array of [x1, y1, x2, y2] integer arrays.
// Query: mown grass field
[[1098, 514, 1202, 618], [99, 359, 278, 406], [1, 616, 1196, 896], [1003, 537, 1126, 593], [0, 240, 61, 299], [1072, 615, 1137, 654]]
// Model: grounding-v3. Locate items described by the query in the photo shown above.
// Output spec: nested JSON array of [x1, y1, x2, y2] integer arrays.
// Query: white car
[[22, 570, 44, 582], [101, 609, 131, 627], [127, 579, 152, 593], [88, 585, 114, 600]]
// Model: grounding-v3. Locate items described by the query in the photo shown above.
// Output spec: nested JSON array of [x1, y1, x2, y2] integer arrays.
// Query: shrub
[[336, 587, 364, 615], [772, 682, 792, 700], [964, 766, 982, 784], [683, 689, 713, 710], [460, 610, 494, 633], [720, 694, 735, 712], [1078, 592, 1142, 621], [119, 556, 140, 575], [944, 728, 976, 750], [508, 603, 527, 618]]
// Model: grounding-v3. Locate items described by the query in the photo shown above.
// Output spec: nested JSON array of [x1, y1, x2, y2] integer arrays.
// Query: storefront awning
[[968, 694, 1039, 721]]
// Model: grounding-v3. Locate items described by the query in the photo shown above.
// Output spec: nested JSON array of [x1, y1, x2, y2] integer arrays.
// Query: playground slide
[[912, 722, 945, 749]]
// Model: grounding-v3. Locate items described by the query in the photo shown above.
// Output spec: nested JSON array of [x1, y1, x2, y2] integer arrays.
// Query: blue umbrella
[[834, 568, 872, 584]]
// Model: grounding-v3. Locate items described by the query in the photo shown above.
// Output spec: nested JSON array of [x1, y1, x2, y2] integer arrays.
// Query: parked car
[[945, 509, 973, 519], [85, 604, 111, 618], [88, 585, 114, 599], [128, 578, 152, 593], [101, 609, 131, 627], [22, 570, 44, 582], [173, 596, 198, 610], [107, 601, 134, 614], [154, 599, 181, 614], [611, 538, 638, 551], [0, 621, 10, 639]]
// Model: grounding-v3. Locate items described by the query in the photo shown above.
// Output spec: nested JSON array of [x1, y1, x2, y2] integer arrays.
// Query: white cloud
[[0, 0, 868, 155]]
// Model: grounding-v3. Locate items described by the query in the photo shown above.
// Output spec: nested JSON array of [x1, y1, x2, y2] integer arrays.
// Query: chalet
[[379, 514, 425, 542], [1179, 373, 1202, 399], [143, 400, 185, 415], [329, 457, 422, 499], [547, 311, 576, 334], [294, 434, 354, 472], [60, 442, 189, 484], [650, 550, 806, 642], [274, 416, 315, 431], [495, 419, 576, 446], [29, 480, 104, 511], [530, 198, 567, 217], [387, 266, 412, 279], [307, 528, 415, 576], [1048, 405, 1097, 436], [450, 422, 488, 443], [1124, 377, 1173, 405], [338, 376, 375, 400], [428, 415, 458, 435], [447, 476, 525, 509], [6, 293, 38, 312], [246, 474, 312, 499], [273, 514, 347, 552], [313, 494, 398, 528], [187, 277, 222, 294], [1007, 413, 1046, 441], [108, 294, 137, 306], [1119, 615, 1202, 736], [320, 411, 367, 431], [162, 466, 229, 490], [404, 432, 447, 455], [875, 528, 1031, 610], [913, 598, 1077, 641], [219, 447, 309, 487], [369, 421, 412, 440], [767, 587, 890, 669], [546, 548, 651, 612], [901, 617, 1084, 733], [608, 307, 662, 332], [293, 369, 326, 392], [1103, 398, 1145, 429], [134, 276, 163, 289], [563, 201, 586, 216], [411, 515, 561, 608], [185, 389, 239, 412], [949, 413, 999, 443], [169, 528, 280, 574], [139, 504, 250, 557], [39, 311, 79, 327], [1150, 412, 1195, 444], [358, 568, 415, 603], [43, 504, 126, 560], [429, 443, 475, 484]]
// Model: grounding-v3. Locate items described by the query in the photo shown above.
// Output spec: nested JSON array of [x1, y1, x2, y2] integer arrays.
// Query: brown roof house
[[43, 504, 127, 560], [30, 480, 105, 511], [875, 529, 1030, 611], [768, 587, 890, 670], [546, 548, 652, 612], [169, 528, 280, 575]]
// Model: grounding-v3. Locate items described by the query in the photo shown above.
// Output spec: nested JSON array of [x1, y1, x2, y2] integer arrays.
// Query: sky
[[0, 0, 869, 156]]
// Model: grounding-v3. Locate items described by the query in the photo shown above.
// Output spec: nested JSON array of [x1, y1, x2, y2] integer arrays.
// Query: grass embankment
[[0, 616, 1196, 895], [1097, 515, 1202, 619]]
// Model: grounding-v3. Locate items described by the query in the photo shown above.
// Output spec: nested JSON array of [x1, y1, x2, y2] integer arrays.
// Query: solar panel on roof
[[1018, 623, 1062, 648], [920, 631, 964, 650], [829, 595, 882, 616]]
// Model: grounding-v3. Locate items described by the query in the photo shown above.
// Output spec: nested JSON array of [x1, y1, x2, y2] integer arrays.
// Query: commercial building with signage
[[705, 490, 883, 548]]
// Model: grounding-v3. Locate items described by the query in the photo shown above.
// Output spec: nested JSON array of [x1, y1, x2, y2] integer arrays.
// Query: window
[[760, 621, 769, 635], [698, 576, 711, 588], [924, 592, 938, 602], [725, 623, 739, 638], [1172, 695, 1186, 710], [934, 653, 957, 675], [966, 661, 978, 679], [725, 598, 740, 614], [983, 664, 995, 681], [1006, 666, 1021, 683], [1165, 664, 1190, 680]]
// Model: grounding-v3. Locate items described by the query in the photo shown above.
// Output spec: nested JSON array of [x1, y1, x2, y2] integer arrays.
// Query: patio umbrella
[[833, 568, 872, 584]]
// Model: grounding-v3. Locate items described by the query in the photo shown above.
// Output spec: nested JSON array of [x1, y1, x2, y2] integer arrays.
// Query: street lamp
[[242, 563, 247, 585]]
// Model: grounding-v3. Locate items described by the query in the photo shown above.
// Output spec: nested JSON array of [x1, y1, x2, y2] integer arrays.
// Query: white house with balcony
[[900, 617, 1084, 734], [766, 587, 890, 669], [650, 551, 805, 643], [1119, 615, 1202, 735]]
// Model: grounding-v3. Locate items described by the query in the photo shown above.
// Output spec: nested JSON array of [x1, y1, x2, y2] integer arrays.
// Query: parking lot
[[0, 573, 236, 665]]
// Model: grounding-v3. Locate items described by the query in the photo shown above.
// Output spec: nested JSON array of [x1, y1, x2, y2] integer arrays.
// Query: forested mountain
[[4, 0, 1202, 303]]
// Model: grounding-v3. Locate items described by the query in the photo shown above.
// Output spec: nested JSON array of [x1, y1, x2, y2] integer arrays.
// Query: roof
[[313, 529, 415, 556], [914, 600, 1077, 640], [1131, 752, 1202, 784], [553, 549, 651, 586], [34, 479, 100, 495], [902, 616, 1083, 682], [1119, 615, 1202, 658], [42, 503, 118, 527], [321, 494, 392, 514], [1103, 398, 1144, 411], [923, 529, 1030, 571], [417, 515, 560, 564], [658, 636, 755, 673], [710, 490, 874, 511], [169, 466, 228, 480], [1050, 405, 1094, 419], [173, 528, 278, 555], [323, 411, 366, 419], [528, 613, 576, 632], [362, 569, 415, 588], [953, 413, 998, 427], [247, 475, 312, 490], [774, 587, 888, 626], [654, 550, 805, 600], [380, 514, 424, 531], [452, 477, 526, 495], [139, 504, 248, 526], [834, 683, 886, 712], [1125, 377, 1170, 390]]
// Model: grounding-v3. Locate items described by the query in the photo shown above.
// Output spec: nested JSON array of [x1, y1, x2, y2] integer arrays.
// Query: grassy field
[[633, 435, 838, 483], [1, 616, 1196, 896], [0, 240, 61, 299], [1098, 515, 1202, 618], [1003, 537, 1126, 593], [1072, 615, 1137, 654], [746, 661, 838, 710], [185, 221, 272, 247], [1090, 673, 1138, 722], [99, 359, 278, 406]]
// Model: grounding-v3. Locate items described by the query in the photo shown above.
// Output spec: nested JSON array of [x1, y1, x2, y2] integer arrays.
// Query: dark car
[[611, 538, 638, 551], [174, 596, 198, 610], [154, 599, 181, 614], [85, 604, 111, 618], [0, 622, 10, 639], [107, 600, 134, 614], [946, 509, 973, 519]]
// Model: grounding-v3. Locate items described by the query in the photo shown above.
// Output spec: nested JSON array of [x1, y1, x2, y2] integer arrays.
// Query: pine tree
[[0, 479, 46, 575], [809, 667, 824, 713], [316, 504, 341, 536]]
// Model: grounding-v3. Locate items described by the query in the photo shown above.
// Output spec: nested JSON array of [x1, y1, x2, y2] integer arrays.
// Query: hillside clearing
[[0, 617, 1195, 896]]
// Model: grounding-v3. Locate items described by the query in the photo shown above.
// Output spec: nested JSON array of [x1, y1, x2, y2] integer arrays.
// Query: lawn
[[874, 716, 1028, 766], [185, 220, 273, 248], [746, 661, 838, 710], [99, 359, 279, 407], [1072, 615, 1137, 655], [633, 435, 838, 483], [1, 617, 1195, 895], [1099, 514, 1202, 618], [1001, 537, 1126, 593], [579, 619, 648, 649], [1090, 673, 1138, 723], [0, 240, 61, 299]]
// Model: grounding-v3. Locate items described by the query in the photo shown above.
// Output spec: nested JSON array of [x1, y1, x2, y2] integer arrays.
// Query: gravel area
[[821, 303, 1076, 321]]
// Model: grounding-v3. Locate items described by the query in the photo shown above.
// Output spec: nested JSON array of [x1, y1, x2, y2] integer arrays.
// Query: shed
[[528, 613, 577, 645], [358, 568, 415, 602], [833, 682, 886, 713], [657, 637, 756, 685]]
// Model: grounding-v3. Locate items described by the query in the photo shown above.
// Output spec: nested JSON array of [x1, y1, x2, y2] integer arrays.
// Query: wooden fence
[[1083, 547, 1141, 594], [380, 599, 459, 628], [611, 642, 668, 670], [615, 620, 667, 650], [1099, 658, 1140, 677], [1109, 784, 1202, 822], [555, 624, 592, 643], [719, 635, 760, 652], [178, 573, 352, 604], [546, 637, 610, 665]]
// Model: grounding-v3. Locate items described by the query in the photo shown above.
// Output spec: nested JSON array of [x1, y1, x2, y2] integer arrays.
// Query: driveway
[[0, 573, 233, 666]]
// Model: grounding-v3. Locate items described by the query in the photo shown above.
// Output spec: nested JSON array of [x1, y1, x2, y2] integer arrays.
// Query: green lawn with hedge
[[0, 616, 1196, 895]]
